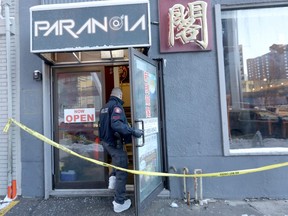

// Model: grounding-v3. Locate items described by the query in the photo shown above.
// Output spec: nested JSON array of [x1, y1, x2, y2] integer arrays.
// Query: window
[[216, 4, 288, 155]]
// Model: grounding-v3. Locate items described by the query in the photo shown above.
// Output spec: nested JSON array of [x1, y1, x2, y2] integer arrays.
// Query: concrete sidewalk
[[1, 196, 288, 216]]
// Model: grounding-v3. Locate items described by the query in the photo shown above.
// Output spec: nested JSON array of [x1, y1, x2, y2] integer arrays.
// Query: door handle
[[134, 119, 145, 147]]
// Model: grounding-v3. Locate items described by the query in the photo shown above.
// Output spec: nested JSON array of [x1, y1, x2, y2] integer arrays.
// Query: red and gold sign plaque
[[159, 0, 213, 53]]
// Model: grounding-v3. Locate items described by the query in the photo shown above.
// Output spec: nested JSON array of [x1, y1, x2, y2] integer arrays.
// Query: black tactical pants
[[102, 142, 128, 204]]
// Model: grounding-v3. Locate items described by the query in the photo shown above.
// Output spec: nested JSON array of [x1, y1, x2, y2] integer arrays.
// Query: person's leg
[[102, 142, 131, 213], [113, 149, 128, 204], [102, 142, 128, 203]]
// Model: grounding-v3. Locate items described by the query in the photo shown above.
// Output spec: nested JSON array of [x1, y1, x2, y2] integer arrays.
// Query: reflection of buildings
[[246, 44, 288, 91], [242, 44, 288, 106]]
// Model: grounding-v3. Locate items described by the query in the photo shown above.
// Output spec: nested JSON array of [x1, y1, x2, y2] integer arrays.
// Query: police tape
[[3, 118, 288, 178]]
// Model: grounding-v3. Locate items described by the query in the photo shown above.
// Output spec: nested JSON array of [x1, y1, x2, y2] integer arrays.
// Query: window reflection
[[57, 72, 105, 184], [222, 7, 288, 149]]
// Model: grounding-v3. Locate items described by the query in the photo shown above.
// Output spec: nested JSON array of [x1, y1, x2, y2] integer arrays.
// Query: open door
[[129, 48, 164, 215]]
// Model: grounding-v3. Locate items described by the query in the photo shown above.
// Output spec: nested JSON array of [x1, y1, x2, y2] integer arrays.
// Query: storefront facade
[[3, 0, 287, 209]]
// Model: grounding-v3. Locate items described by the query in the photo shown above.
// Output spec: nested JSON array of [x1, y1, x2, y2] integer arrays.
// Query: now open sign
[[64, 108, 95, 123]]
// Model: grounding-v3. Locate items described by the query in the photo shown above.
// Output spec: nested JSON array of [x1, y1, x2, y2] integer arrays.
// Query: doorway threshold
[[50, 189, 114, 197], [50, 185, 135, 197]]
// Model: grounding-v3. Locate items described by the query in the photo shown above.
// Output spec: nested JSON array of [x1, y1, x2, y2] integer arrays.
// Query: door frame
[[42, 52, 168, 201], [52, 66, 108, 189], [129, 48, 167, 215]]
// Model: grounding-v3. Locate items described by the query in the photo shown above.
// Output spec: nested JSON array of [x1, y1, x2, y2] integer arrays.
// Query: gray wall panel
[[19, 0, 44, 197], [168, 156, 288, 199], [21, 162, 44, 197]]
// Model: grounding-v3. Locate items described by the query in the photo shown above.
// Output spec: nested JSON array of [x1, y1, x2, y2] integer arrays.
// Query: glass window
[[220, 5, 288, 153], [55, 71, 106, 189]]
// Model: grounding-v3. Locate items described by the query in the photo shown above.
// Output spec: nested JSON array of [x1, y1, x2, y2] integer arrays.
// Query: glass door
[[53, 69, 107, 189], [129, 48, 164, 215]]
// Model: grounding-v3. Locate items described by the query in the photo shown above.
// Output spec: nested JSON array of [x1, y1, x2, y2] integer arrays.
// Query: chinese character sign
[[159, 0, 212, 53], [169, 1, 208, 49]]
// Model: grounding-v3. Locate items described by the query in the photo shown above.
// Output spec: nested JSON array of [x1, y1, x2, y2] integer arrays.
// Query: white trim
[[15, 0, 21, 196], [215, 4, 230, 156], [147, 0, 151, 47], [29, 8, 32, 56], [230, 148, 288, 156], [31, 44, 150, 54], [30, 0, 149, 11], [43, 63, 53, 199]]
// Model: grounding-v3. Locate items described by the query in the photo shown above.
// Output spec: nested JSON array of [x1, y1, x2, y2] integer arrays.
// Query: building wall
[[149, 0, 288, 199], [19, 0, 44, 197], [0, 0, 19, 196], [19, 0, 288, 199]]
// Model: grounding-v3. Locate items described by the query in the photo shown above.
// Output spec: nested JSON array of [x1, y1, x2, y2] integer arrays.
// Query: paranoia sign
[[30, 0, 151, 53]]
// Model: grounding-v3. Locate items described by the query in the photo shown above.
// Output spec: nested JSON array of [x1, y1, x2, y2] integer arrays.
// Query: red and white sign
[[64, 108, 95, 123]]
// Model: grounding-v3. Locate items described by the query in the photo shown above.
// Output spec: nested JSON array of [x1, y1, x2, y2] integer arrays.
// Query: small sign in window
[[64, 108, 96, 123]]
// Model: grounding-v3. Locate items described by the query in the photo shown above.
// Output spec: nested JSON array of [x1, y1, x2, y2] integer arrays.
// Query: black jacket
[[99, 96, 133, 146]]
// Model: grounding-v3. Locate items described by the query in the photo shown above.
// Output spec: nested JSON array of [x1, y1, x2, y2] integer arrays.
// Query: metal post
[[194, 169, 203, 203], [183, 167, 189, 203]]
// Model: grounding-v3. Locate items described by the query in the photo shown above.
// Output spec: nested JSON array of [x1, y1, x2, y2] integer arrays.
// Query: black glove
[[132, 129, 143, 138]]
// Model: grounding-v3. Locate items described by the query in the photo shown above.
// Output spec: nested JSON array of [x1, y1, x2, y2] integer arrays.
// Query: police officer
[[99, 87, 143, 213]]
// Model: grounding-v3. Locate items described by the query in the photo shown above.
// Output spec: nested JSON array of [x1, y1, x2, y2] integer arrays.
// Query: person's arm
[[110, 106, 133, 135], [110, 106, 143, 138]]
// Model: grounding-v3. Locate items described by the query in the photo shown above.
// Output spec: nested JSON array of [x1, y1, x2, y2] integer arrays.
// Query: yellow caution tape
[[3, 118, 288, 178], [0, 200, 19, 215]]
